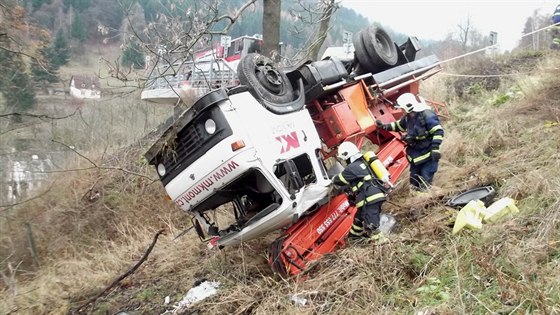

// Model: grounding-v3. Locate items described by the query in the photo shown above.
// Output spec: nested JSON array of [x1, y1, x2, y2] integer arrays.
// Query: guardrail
[[144, 59, 239, 92]]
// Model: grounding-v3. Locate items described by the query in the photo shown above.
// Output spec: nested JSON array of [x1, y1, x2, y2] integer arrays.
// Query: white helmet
[[395, 93, 430, 113], [337, 141, 362, 163]]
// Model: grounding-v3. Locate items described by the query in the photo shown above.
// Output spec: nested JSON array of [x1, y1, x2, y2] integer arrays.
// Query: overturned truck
[[145, 26, 445, 277]]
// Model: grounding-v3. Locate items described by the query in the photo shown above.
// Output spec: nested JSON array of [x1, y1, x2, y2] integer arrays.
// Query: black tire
[[352, 30, 376, 73], [268, 237, 288, 278], [362, 25, 398, 69], [237, 53, 294, 104]]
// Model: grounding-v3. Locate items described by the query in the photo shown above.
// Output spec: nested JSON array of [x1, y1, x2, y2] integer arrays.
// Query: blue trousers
[[352, 201, 382, 236], [409, 159, 439, 191]]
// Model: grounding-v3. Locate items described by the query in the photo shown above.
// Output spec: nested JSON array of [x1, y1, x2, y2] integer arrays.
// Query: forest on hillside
[[0, 0, 556, 116]]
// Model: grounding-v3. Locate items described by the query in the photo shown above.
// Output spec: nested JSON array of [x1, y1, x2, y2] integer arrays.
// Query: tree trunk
[[263, 0, 281, 60], [304, 0, 336, 61]]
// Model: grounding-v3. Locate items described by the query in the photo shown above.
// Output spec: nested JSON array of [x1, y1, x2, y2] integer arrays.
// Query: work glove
[[431, 147, 441, 161], [401, 134, 414, 145], [376, 120, 387, 130]]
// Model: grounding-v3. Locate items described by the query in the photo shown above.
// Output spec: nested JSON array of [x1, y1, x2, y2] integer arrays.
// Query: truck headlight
[[204, 119, 216, 135], [157, 163, 166, 176]]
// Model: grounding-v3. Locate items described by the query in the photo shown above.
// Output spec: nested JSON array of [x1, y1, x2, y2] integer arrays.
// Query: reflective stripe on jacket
[[333, 160, 386, 207], [387, 109, 444, 165]]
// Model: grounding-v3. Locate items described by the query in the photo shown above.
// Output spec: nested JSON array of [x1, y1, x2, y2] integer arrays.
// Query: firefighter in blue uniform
[[551, 4, 560, 49], [332, 141, 387, 243], [377, 93, 444, 191]]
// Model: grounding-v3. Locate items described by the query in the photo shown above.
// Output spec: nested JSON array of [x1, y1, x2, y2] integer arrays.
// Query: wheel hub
[[256, 64, 283, 93]]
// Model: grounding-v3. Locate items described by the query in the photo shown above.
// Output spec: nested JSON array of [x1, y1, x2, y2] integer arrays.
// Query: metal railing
[[144, 59, 239, 93]]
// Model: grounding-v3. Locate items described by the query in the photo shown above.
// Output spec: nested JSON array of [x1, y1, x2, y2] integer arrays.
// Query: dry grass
[[2, 51, 560, 315]]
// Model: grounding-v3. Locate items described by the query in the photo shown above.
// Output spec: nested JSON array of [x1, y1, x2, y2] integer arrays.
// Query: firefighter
[[553, 4, 560, 24], [551, 4, 560, 49], [332, 141, 388, 243], [376, 93, 444, 192]]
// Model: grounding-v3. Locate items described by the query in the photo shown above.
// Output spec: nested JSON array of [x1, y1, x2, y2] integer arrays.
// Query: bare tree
[[520, 10, 550, 50], [301, 0, 338, 61], [114, 0, 257, 96], [263, 0, 281, 59], [457, 16, 472, 50], [286, 0, 339, 64]]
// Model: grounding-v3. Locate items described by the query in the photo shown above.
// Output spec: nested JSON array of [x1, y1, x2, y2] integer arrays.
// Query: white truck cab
[[145, 86, 332, 247]]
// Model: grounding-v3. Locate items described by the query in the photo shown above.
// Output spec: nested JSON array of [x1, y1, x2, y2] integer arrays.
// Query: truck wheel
[[352, 30, 377, 73], [362, 25, 398, 69], [268, 237, 288, 278], [238, 53, 295, 104]]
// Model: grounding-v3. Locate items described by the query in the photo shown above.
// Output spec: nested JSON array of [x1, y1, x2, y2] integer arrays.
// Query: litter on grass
[[452, 197, 519, 234], [177, 280, 220, 308]]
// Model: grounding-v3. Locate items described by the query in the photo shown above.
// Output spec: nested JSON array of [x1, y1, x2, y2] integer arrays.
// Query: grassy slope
[[1, 51, 560, 315]]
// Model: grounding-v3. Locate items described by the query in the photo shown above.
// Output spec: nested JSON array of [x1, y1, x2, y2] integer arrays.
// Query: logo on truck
[[276, 131, 300, 154], [175, 160, 239, 206]]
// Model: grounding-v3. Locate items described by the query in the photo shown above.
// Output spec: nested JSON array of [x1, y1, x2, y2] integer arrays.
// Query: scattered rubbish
[[544, 121, 559, 127], [452, 200, 485, 234], [290, 294, 308, 306], [482, 197, 519, 223], [176, 280, 220, 308], [447, 186, 496, 208], [379, 213, 397, 235], [164, 296, 170, 305], [289, 291, 318, 307], [452, 197, 520, 234]]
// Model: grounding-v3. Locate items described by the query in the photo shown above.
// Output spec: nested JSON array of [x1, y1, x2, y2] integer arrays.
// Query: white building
[[69, 75, 101, 99]]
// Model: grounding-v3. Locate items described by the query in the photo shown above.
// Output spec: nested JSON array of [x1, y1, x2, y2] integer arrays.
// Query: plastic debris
[[482, 197, 519, 223], [379, 213, 397, 235], [452, 200, 485, 235], [164, 296, 170, 305], [176, 280, 220, 308], [447, 186, 496, 208], [452, 197, 520, 234], [290, 294, 308, 306]]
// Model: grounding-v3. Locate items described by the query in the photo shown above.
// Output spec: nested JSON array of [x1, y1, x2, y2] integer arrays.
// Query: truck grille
[[173, 125, 204, 162], [157, 106, 232, 185]]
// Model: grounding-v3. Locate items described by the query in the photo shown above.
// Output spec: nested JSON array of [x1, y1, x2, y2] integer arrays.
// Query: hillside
[[1, 49, 559, 314]]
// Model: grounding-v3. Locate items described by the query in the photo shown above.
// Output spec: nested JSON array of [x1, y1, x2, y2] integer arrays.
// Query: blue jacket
[[553, 5, 560, 24], [387, 109, 444, 165], [333, 159, 386, 207]]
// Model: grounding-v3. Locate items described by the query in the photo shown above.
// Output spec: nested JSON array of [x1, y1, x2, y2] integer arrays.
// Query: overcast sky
[[340, 0, 558, 51]]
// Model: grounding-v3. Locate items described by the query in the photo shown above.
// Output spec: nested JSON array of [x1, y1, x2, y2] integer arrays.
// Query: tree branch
[[0, 184, 54, 210], [74, 229, 166, 313], [0, 108, 80, 120], [0, 44, 40, 62], [52, 139, 98, 166], [215, 0, 257, 32], [50, 140, 156, 181]]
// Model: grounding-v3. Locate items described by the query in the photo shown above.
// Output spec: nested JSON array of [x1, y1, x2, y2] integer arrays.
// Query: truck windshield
[[193, 169, 283, 234]]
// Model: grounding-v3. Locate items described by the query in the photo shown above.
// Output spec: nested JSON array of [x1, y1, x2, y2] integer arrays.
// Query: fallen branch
[[0, 108, 80, 120], [0, 184, 54, 210], [74, 229, 166, 313]]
